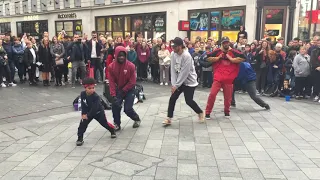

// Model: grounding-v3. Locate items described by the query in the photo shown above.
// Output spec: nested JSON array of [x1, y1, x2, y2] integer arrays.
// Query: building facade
[[0, 0, 303, 43]]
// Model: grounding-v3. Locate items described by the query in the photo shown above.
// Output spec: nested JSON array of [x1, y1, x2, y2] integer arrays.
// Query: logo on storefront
[[58, 13, 77, 19], [23, 15, 39, 21]]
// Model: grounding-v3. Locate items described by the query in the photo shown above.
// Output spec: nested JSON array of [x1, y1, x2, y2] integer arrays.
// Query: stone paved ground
[[1, 83, 320, 180]]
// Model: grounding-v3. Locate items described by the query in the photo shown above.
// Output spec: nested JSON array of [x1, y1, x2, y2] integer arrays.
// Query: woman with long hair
[[255, 40, 269, 94], [39, 37, 52, 86], [50, 36, 65, 86], [265, 50, 283, 96], [158, 43, 170, 85]]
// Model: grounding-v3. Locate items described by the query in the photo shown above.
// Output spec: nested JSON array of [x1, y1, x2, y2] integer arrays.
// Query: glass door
[[262, 7, 287, 41]]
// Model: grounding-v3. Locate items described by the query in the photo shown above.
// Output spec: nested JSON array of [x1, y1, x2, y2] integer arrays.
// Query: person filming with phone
[[66, 34, 89, 88]]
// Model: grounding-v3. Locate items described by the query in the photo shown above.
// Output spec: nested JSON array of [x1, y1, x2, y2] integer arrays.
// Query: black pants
[[295, 76, 312, 96], [27, 64, 37, 83], [312, 70, 320, 96], [0, 64, 11, 84], [256, 68, 267, 93], [54, 65, 63, 84], [63, 59, 69, 82], [15, 61, 26, 80], [77, 112, 113, 137], [202, 71, 213, 87], [92, 58, 103, 82], [137, 61, 148, 79], [167, 85, 203, 118], [151, 63, 160, 82], [232, 81, 268, 107]]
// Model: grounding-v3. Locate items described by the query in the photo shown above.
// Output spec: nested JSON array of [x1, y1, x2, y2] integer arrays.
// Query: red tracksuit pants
[[105, 55, 113, 80], [205, 81, 233, 114]]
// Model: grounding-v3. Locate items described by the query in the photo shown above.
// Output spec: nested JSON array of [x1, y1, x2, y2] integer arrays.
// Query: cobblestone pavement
[[1, 83, 320, 180]]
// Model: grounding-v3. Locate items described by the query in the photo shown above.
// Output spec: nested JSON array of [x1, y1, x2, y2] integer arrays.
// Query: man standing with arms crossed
[[205, 37, 245, 119], [87, 31, 103, 83]]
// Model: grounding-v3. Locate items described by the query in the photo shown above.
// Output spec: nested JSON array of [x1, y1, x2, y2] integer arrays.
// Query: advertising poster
[[190, 12, 209, 31], [211, 11, 220, 30], [221, 10, 244, 30], [154, 15, 165, 32], [133, 17, 143, 31]]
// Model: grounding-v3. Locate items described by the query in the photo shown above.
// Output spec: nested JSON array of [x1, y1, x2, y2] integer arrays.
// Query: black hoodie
[[237, 26, 248, 42]]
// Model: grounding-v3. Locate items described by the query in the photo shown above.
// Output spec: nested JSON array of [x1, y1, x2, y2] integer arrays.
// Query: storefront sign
[[0, 18, 11, 23], [189, 12, 208, 31], [178, 21, 190, 31], [154, 16, 165, 32], [23, 15, 39, 21], [221, 10, 244, 30], [58, 13, 77, 19]]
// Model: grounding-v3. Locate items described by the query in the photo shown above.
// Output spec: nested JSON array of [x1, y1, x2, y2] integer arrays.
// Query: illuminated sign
[[23, 15, 39, 21]]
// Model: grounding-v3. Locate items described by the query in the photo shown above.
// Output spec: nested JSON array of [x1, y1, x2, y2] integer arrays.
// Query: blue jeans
[[112, 89, 139, 126], [285, 73, 295, 88]]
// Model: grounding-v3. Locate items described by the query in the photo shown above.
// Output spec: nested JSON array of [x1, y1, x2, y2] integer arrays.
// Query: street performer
[[205, 36, 245, 119]]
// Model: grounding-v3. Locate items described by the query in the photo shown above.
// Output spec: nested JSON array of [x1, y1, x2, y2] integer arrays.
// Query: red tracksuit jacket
[[108, 46, 136, 97]]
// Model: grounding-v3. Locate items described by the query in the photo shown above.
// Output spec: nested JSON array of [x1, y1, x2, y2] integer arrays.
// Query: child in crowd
[[127, 44, 137, 66], [279, 79, 293, 97], [76, 78, 116, 146]]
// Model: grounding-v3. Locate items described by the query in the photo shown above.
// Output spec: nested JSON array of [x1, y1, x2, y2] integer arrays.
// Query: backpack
[[134, 84, 146, 103]]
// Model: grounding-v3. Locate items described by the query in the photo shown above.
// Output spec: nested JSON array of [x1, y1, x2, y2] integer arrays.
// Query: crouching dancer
[[109, 46, 141, 131], [231, 62, 270, 110], [76, 78, 116, 146]]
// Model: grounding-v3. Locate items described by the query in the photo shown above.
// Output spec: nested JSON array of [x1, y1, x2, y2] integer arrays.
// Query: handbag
[[55, 58, 64, 65]]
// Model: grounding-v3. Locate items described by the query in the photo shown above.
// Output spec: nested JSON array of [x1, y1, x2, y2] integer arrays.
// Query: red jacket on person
[[108, 46, 136, 97]]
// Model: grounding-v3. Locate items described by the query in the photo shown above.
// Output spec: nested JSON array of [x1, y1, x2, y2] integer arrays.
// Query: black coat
[[38, 45, 52, 72], [23, 48, 38, 67], [66, 42, 89, 62], [87, 39, 102, 58]]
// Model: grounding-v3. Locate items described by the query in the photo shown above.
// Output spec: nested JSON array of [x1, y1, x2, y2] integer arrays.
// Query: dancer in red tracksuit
[[205, 37, 245, 119]]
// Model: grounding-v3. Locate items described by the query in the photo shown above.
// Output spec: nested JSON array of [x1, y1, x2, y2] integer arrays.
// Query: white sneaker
[[9, 82, 16, 87], [318, 99, 320, 103], [1, 83, 6, 87], [160, 82, 163, 86], [314, 96, 319, 102], [165, 82, 168, 86]]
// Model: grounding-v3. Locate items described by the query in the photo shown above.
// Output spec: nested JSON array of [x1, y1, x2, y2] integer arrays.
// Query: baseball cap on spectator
[[221, 36, 230, 43], [172, 37, 184, 47]]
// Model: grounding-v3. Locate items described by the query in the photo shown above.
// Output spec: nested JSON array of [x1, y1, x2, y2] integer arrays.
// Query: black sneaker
[[224, 112, 230, 118], [265, 104, 270, 110], [76, 136, 84, 146], [110, 129, 117, 138], [133, 120, 141, 128], [205, 114, 210, 120], [231, 103, 236, 107], [114, 124, 121, 131]]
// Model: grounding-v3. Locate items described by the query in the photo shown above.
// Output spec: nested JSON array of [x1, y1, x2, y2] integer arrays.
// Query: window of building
[[298, 0, 319, 40], [95, 0, 104, 5], [0, 5, 3, 16], [0, 23, 11, 34], [64, 0, 70, 8], [189, 8, 245, 43], [17, 20, 48, 40], [40, 0, 47, 11], [75, 0, 81, 7], [31, 0, 37, 12], [55, 20, 82, 37], [22, 0, 28, 13], [5, 3, 9, 16], [54, 0, 60, 9], [15, 2, 20, 14], [95, 12, 166, 41]]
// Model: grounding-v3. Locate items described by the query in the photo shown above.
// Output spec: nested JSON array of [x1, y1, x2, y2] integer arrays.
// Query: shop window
[[31, 0, 37, 12], [97, 18, 105, 32], [74, 20, 82, 36], [190, 12, 209, 31], [190, 31, 208, 42], [221, 31, 238, 42], [124, 16, 131, 32], [144, 15, 152, 31], [56, 22, 63, 33], [106, 17, 112, 32], [15, 2, 20, 14], [0, 23, 11, 34], [113, 32, 122, 38], [210, 31, 219, 42], [264, 9, 284, 40], [221, 10, 244, 30], [211, 11, 220, 30], [132, 16, 143, 32], [113, 17, 123, 32], [17, 22, 22, 34]]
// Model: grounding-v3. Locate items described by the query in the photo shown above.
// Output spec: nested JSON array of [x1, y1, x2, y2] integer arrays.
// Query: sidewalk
[[1, 86, 320, 180]]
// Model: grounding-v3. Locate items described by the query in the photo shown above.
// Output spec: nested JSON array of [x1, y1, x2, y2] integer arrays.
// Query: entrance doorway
[[261, 6, 287, 41]]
